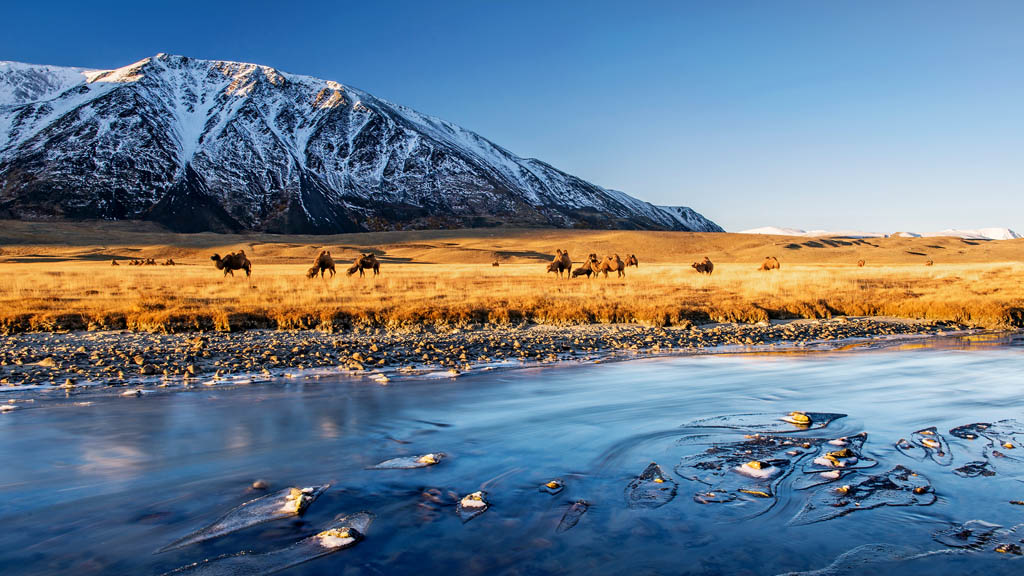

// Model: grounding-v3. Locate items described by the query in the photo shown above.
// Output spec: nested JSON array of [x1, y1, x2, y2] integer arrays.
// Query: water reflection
[[0, 335, 1023, 575]]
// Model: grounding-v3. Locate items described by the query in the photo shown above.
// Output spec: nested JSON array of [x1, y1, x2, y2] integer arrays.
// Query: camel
[[308, 250, 335, 279], [925, 260, 934, 266], [857, 259, 865, 267], [546, 249, 572, 278], [161, 258, 175, 266], [572, 254, 600, 278], [111, 259, 119, 266], [492, 261, 500, 267], [211, 250, 252, 277], [759, 256, 781, 271], [692, 257, 714, 275], [598, 254, 626, 278], [571, 265, 592, 278], [626, 254, 639, 268], [347, 253, 380, 277]]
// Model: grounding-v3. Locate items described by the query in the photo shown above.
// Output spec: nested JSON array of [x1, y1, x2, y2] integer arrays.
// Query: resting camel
[[598, 254, 626, 278], [161, 258, 175, 266], [347, 253, 380, 277], [571, 254, 600, 278], [546, 249, 572, 278], [925, 260, 934, 267], [692, 257, 714, 275], [492, 260, 500, 267], [308, 250, 336, 279], [759, 256, 781, 271], [211, 250, 252, 277], [626, 254, 639, 268], [857, 259, 865, 267]]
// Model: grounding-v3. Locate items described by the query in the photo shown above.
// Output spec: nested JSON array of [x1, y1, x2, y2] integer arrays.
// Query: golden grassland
[[0, 220, 1022, 332]]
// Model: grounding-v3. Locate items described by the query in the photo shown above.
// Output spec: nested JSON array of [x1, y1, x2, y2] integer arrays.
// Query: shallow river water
[[2, 334, 1024, 575]]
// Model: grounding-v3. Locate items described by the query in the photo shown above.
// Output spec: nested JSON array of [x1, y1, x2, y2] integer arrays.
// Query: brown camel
[[572, 254, 600, 278], [161, 258, 176, 266], [347, 253, 380, 277], [308, 250, 336, 279], [626, 254, 639, 268], [857, 259, 865, 267], [759, 256, 781, 271], [925, 260, 934, 266], [111, 259, 119, 266], [692, 257, 714, 275], [598, 254, 626, 278], [546, 249, 572, 278], [211, 250, 252, 277], [492, 260, 500, 267]]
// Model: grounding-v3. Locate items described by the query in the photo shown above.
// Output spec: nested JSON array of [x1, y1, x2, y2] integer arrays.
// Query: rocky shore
[[0, 317, 981, 395]]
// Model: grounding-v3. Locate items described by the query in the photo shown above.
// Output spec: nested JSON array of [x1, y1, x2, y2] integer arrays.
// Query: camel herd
[[111, 258, 175, 266], [109, 246, 935, 280], [546, 251, 631, 279]]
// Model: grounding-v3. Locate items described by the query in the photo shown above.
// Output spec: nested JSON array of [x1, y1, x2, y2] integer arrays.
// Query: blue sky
[[3, 1, 1021, 232]]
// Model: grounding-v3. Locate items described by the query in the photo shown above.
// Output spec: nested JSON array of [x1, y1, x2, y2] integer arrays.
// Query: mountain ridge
[[0, 54, 722, 234]]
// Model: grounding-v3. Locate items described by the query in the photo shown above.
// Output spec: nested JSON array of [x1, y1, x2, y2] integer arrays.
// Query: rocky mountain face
[[0, 54, 722, 234]]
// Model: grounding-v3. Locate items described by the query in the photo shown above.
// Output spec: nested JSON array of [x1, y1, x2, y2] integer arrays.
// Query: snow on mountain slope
[[0, 54, 721, 234], [0, 61, 91, 107], [924, 228, 1021, 240], [741, 226, 1020, 240]]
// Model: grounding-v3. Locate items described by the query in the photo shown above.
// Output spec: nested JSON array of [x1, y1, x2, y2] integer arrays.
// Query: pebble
[[0, 319, 968, 392]]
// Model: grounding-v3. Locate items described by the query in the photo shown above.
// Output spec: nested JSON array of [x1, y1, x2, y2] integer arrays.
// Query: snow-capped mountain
[[740, 226, 1020, 241], [0, 54, 721, 234]]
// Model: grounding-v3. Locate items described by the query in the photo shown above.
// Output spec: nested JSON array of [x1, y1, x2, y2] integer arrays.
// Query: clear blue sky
[[3, 0, 1022, 232]]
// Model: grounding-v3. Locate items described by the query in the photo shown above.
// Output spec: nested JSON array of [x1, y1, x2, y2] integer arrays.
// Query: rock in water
[[790, 466, 934, 525], [625, 462, 677, 509], [367, 453, 445, 470], [684, 412, 847, 433], [158, 485, 329, 552], [894, 426, 953, 466], [161, 512, 373, 576], [456, 491, 489, 523], [556, 500, 590, 533], [933, 520, 1002, 549], [539, 479, 565, 495]]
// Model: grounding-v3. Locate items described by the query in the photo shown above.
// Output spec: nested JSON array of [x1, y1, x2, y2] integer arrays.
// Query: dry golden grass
[[0, 221, 1022, 331]]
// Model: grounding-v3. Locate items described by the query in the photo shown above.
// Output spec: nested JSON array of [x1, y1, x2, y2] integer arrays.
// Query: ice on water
[[790, 465, 934, 525], [158, 485, 329, 552], [625, 462, 677, 509], [367, 452, 446, 469], [162, 512, 373, 576]]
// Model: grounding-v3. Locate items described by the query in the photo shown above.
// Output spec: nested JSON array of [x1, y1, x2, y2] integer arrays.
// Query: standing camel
[[546, 249, 572, 278], [347, 253, 381, 277], [307, 250, 336, 279], [211, 250, 252, 277], [598, 254, 626, 278]]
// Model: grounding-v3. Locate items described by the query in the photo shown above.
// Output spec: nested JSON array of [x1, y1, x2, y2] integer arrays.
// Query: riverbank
[[0, 317, 980, 392]]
